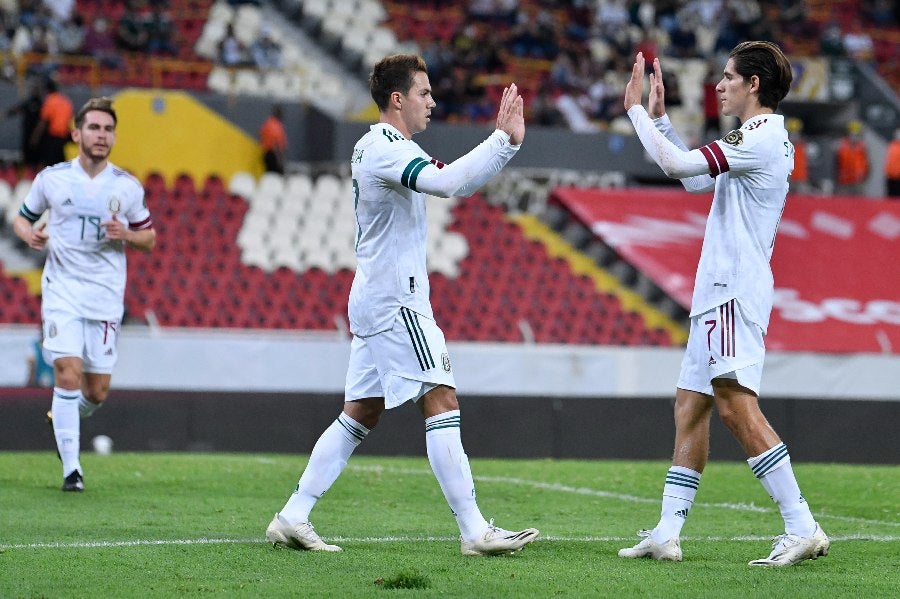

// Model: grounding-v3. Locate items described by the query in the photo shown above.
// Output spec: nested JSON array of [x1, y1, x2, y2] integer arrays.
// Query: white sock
[[425, 410, 488, 542], [651, 466, 701, 543], [52, 387, 82, 477], [748, 443, 816, 537], [79, 395, 102, 418], [280, 413, 368, 524]]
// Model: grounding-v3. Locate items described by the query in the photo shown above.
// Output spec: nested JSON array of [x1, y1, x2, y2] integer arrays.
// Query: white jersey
[[348, 123, 519, 336], [19, 158, 151, 320], [628, 107, 792, 331]]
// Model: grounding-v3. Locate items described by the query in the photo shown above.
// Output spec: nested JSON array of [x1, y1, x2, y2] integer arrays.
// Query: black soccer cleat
[[62, 470, 84, 492], [47, 410, 61, 462]]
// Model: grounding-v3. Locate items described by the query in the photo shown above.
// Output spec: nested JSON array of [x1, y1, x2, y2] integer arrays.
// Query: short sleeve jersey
[[19, 159, 152, 320], [348, 123, 444, 337], [691, 114, 792, 331]]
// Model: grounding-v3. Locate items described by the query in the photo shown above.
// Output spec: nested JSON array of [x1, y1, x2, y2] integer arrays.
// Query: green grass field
[[1, 452, 897, 598]]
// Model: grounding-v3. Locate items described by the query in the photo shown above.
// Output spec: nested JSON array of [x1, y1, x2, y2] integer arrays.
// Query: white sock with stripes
[[280, 413, 369, 525], [651, 466, 701, 543], [425, 410, 489, 542], [748, 443, 816, 537], [52, 387, 82, 477]]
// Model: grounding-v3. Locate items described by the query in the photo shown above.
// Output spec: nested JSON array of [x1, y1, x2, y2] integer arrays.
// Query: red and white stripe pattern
[[699, 141, 730, 177], [719, 299, 736, 357]]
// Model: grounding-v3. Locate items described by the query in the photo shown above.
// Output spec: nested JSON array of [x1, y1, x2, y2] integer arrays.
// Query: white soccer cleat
[[461, 519, 539, 556], [748, 523, 829, 566], [618, 530, 683, 561], [265, 513, 342, 552]]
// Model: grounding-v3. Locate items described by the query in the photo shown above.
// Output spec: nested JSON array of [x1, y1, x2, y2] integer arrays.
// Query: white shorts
[[42, 307, 120, 374], [345, 307, 456, 409], [677, 298, 765, 396]]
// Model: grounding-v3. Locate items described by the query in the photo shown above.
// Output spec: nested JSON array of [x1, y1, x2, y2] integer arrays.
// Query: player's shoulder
[[720, 115, 785, 150], [108, 164, 144, 192], [357, 125, 423, 164], [35, 160, 74, 181]]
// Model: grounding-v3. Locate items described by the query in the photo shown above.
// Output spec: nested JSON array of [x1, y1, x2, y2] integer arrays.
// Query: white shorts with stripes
[[345, 307, 456, 409], [42, 306, 120, 374], [677, 298, 766, 396]]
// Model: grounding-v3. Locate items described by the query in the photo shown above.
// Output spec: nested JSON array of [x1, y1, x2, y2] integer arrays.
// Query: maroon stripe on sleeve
[[709, 142, 730, 173], [699, 145, 720, 176], [129, 216, 153, 230]]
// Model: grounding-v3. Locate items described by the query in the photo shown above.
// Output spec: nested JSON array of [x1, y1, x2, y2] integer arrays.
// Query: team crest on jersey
[[442, 353, 452, 372], [722, 130, 743, 146], [48, 322, 57, 338], [108, 196, 121, 214]]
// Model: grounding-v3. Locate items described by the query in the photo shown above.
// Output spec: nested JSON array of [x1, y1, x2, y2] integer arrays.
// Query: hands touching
[[496, 83, 525, 145]]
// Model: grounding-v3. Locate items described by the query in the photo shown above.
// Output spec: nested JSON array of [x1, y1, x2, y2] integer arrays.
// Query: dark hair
[[369, 54, 427, 111], [729, 41, 793, 110], [75, 97, 117, 128]]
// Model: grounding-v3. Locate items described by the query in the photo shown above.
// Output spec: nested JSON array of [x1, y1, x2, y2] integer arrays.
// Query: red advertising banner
[[553, 188, 900, 354]]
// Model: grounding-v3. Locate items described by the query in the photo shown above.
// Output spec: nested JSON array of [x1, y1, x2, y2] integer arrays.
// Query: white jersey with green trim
[[348, 122, 520, 337], [19, 158, 151, 320], [629, 107, 792, 331]]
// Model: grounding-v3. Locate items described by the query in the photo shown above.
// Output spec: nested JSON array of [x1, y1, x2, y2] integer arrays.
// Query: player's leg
[[267, 336, 381, 551], [417, 384, 539, 556], [43, 310, 91, 491], [80, 318, 119, 418], [620, 310, 718, 561], [712, 378, 828, 565]]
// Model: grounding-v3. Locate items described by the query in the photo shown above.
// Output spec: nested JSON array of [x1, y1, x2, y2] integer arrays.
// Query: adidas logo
[[104, 348, 113, 356], [674, 508, 690, 519], [62, 198, 74, 206], [708, 356, 716, 366]]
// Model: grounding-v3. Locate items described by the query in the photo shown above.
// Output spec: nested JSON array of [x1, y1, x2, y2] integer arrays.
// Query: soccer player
[[13, 97, 155, 492], [265, 54, 539, 556], [616, 43, 830, 566]]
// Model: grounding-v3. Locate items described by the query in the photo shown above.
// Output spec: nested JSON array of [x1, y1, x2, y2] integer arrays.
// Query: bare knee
[[417, 385, 459, 419], [344, 397, 385, 430], [84, 373, 111, 404], [53, 358, 83, 391]]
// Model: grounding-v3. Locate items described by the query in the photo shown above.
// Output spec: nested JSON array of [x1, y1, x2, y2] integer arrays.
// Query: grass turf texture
[[1, 452, 897, 598]]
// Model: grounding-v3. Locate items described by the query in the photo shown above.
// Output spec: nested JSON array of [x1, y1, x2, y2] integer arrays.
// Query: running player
[[265, 54, 539, 556], [13, 97, 155, 492], [616, 42, 829, 566]]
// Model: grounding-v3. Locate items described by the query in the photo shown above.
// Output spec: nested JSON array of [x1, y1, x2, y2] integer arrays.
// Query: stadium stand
[[0, 169, 678, 346]]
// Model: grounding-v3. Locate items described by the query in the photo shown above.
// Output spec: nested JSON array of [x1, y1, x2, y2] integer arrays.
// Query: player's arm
[[12, 213, 48, 250], [103, 185, 156, 252], [400, 84, 524, 198]]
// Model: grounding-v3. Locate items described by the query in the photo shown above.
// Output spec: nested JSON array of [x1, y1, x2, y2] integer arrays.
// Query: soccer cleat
[[460, 519, 539, 556], [748, 523, 829, 566], [265, 513, 342, 552], [618, 530, 683, 561], [62, 470, 84, 492]]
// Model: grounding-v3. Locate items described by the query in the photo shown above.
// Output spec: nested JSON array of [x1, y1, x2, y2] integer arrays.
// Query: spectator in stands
[[12, 97, 156, 493], [116, 4, 149, 52], [250, 24, 282, 69], [258, 104, 286, 174], [702, 61, 722, 140], [265, 54, 538, 557], [31, 77, 72, 168], [620, 42, 829, 566], [4, 76, 45, 169], [786, 117, 810, 194], [218, 22, 249, 67], [83, 16, 122, 69], [835, 120, 869, 195], [884, 127, 900, 198], [56, 14, 85, 55], [146, 4, 178, 56]]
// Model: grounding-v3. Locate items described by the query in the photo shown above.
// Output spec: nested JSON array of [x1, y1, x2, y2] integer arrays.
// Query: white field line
[[3, 465, 897, 551], [3, 533, 898, 551], [348, 464, 900, 528]]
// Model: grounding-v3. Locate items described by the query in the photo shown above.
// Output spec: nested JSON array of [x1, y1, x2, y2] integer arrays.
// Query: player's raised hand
[[496, 83, 525, 145], [623, 52, 645, 111], [648, 57, 667, 119]]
